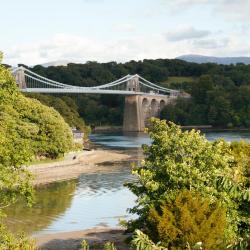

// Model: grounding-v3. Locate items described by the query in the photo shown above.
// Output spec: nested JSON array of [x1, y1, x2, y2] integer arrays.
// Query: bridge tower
[[123, 94, 174, 132], [14, 67, 26, 89], [126, 75, 140, 92]]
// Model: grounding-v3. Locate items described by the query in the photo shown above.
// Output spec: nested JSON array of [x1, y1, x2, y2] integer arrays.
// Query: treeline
[[161, 74, 250, 127], [23, 59, 250, 127]]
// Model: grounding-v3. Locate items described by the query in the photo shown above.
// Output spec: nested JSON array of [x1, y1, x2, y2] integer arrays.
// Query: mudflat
[[29, 150, 130, 185]]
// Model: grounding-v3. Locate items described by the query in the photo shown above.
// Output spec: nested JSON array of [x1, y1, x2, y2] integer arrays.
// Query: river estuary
[[4, 131, 250, 236]]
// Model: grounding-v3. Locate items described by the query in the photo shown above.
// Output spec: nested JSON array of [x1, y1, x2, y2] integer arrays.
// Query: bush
[[148, 190, 227, 249]]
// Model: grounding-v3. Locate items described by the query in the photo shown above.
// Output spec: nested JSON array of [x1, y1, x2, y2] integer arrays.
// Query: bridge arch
[[142, 97, 149, 107], [160, 100, 166, 110], [151, 99, 159, 117]]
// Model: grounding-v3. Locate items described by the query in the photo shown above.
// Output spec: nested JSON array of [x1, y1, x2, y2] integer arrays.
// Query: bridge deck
[[21, 88, 169, 96]]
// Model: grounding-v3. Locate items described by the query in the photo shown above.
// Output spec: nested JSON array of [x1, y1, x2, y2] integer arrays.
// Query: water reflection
[[76, 167, 135, 197], [42, 164, 137, 234], [4, 162, 137, 235], [4, 181, 76, 234]]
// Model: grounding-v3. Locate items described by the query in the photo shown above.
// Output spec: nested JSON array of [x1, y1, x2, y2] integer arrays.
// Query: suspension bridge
[[11, 66, 184, 131], [11, 66, 179, 96]]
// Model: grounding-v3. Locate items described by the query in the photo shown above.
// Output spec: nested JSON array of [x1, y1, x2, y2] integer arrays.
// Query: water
[[89, 130, 250, 148], [4, 162, 137, 236], [4, 130, 250, 236]]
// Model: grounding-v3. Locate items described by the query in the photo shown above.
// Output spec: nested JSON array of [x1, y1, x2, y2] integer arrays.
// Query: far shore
[[29, 149, 131, 186], [92, 125, 250, 133]]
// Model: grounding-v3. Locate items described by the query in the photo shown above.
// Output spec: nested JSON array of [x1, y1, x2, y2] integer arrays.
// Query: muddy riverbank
[[29, 150, 130, 185]]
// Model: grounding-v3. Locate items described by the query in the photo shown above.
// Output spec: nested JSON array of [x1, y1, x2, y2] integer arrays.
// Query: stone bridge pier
[[123, 94, 175, 132]]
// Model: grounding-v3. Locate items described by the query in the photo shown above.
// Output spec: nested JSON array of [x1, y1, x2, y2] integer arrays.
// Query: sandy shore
[[29, 149, 130, 185], [34, 227, 130, 250]]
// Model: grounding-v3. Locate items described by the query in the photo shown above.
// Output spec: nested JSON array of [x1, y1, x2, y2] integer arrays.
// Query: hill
[[39, 60, 71, 67], [176, 54, 250, 65]]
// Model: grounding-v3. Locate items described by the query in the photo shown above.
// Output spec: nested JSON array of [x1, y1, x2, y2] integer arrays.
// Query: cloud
[[3, 30, 250, 66], [112, 23, 136, 33], [167, 0, 250, 22], [3, 33, 184, 66], [215, 0, 250, 22], [166, 27, 211, 42], [192, 38, 229, 49]]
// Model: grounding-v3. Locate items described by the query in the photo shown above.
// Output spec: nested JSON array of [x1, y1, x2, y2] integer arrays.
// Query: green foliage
[[81, 240, 117, 250], [26, 93, 89, 133], [0, 53, 34, 210], [230, 141, 250, 236], [81, 240, 89, 250], [126, 118, 248, 246], [0, 60, 74, 160], [104, 241, 117, 250], [161, 74, 250, 128], [227, 235, 250, 250], [132, 229, 167, 250], [148, 190, 227, 249], [0, 224, 37, 250], [0, 53, 73, 248]]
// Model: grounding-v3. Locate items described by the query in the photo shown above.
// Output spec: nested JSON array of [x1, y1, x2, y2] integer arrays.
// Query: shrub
[[0, 224, 37, 250], [148, 190, 227, 249], [131, 229, 167, 250]]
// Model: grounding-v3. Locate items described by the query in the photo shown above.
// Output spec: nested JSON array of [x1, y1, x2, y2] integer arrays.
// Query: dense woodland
[[23, 59, 250, 128]]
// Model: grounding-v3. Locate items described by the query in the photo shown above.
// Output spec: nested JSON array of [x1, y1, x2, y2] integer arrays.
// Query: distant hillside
[[176, 54, 250, 65], [39, 60, 70, 67]]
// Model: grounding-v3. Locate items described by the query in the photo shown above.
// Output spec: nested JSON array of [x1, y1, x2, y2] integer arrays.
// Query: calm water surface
[[5, 130, 250, 236]]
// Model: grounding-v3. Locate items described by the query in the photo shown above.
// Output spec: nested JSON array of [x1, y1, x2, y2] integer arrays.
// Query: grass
[[28, 157, 64, 166], [160, 76, 196, 90], [164, 76, 196, 84]]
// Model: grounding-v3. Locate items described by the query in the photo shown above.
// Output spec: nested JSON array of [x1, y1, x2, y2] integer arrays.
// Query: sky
[[1, 0, 250, 66]]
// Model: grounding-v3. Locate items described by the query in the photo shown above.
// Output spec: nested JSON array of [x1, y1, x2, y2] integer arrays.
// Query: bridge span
[[11, 66, 184, 131]]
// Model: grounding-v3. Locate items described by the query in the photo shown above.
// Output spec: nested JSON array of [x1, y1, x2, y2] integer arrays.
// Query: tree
[[0, 52, 34, 210], [0, 52, 76, 246], [126, 118, 246, 245], [191, 75, 213, 104], [0, 52, 36, 248]]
